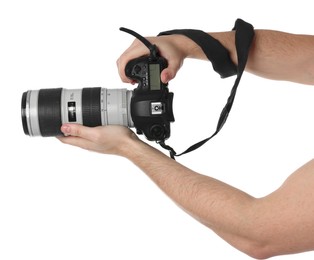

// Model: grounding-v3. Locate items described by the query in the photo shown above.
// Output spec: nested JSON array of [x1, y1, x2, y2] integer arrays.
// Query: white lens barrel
[[22, 88, 134, 137], [101, 89, 133, 127], [61, 89, 83, 124]]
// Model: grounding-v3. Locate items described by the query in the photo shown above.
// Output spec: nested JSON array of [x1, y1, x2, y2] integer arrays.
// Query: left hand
[[57, 124, 139, 156]]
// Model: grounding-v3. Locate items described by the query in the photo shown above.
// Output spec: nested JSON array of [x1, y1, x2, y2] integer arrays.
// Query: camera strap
[[120, 27, 160, 60], [157, 19, 255, 159]]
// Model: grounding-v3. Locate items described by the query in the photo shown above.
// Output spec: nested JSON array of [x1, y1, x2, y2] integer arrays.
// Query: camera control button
[[134, 65, 141, 74], [150, 125, 165, 140]]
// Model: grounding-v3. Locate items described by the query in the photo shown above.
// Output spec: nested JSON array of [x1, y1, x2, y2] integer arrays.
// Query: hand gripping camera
[[122, 27, 174, 140], [22, 19, 254, 158], [21, 28, 175, 142]]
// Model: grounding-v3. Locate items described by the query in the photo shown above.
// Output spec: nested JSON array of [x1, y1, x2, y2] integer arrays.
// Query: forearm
[[189, 29, 314, 85], [244, 30, 314, 85], [120, 138, 260, 255]]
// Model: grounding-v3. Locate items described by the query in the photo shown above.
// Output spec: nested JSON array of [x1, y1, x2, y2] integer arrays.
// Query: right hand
[[117, 34, 193, 84]]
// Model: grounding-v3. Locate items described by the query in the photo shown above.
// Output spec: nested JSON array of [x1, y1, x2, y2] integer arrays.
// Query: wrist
[[117, 133, 144, 158], [118, 134, 170, 166], [210, 31, 237, 65], [171, 34, 205, 60]]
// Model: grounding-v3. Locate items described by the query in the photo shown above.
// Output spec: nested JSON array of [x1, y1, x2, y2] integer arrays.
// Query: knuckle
[[71, 126, 81, 137], [116, 57, 121, 67]]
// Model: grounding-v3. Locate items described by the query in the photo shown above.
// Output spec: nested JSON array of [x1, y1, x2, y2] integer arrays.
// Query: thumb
[[60, 124, 93, 139], [161, 67, 177, 84]]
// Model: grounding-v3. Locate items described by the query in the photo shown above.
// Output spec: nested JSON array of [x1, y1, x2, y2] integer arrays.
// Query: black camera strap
[[120, 27, 160, 60], [157, 19, 255, 159]]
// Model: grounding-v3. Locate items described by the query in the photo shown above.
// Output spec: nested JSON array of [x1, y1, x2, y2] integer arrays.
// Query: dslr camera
[[21, 28, 175, 142]]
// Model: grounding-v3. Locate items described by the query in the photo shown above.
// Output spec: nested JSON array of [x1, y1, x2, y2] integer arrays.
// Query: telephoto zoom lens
[[21, 88, 133, 136]]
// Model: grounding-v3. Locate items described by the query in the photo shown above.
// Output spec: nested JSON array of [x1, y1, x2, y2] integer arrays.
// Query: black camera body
[[125, 51, 174, 141]]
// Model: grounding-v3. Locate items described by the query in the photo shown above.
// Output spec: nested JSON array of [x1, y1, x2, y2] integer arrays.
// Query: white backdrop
[[1, 0, 314, 259]]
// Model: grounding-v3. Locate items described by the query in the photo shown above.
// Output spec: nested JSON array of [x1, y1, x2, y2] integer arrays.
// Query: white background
[[1, 0, 314, 259]]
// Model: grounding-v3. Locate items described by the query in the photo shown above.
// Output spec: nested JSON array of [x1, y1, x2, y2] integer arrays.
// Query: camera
[[21, 20, 254, 158], [21, 47, 175, 141]]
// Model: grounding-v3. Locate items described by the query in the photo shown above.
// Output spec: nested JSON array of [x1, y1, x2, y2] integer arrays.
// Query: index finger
[[116, 39, 150, 83]]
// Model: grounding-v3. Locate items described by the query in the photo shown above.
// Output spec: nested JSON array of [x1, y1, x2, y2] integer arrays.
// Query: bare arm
[[122, 135, 314, 259], [58, 125, 314, 259], [58, 26, 314, 259], [117, 30, 314, 85], [212, 30, 314, 85]]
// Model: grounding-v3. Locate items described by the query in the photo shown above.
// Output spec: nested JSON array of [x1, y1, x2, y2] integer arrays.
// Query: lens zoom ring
[[82, 88, 102, 127], [38, 88, 63, 136]]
